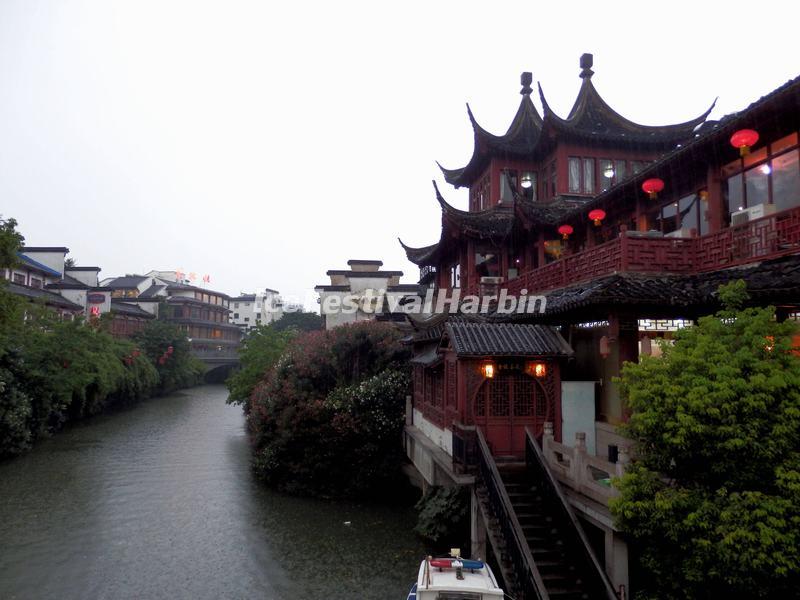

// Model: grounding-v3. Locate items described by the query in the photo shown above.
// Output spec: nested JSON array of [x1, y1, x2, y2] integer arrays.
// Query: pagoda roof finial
[[579, 53, 594, 79], [520, 72, 533, 95]]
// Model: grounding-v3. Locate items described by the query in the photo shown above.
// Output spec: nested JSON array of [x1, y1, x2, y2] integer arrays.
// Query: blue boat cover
[[406, 582, 417, 600]]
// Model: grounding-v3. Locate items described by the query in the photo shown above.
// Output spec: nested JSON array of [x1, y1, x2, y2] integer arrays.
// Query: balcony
[[494, 205, 800, 296]]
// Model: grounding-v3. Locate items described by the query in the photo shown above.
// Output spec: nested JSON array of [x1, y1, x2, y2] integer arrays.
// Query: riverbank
[[0, 385, 426, 600]]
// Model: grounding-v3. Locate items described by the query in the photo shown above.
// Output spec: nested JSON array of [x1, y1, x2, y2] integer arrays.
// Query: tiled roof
[[446, 322, 572, 357], [110, 300, 155, 318], [5, 283, 83, 310], [103, 275, 149, 289], [492, 254, 800, 321], [139, 284, 166, 298], [46, 273, 88, 289]]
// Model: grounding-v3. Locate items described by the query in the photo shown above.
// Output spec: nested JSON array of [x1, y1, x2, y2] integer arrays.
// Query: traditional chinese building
[[399, 55, 800, 598]]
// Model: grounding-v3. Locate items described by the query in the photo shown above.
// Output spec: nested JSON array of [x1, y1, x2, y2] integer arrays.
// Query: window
[[631, 160, 649, 175], [614, 159, 627, 183], [30, 277, 42, 289], [568, 157, 597, 194], [470, 172, 491, 211], [723, 132, 800, 220], [599, 159, 614, 192], [583, 158, 595, 194], [500, 170, 517, 203], [244, 317, 249, 322], [234, 302, 239, 308], [519, 171, 536, 201], [550, 162, 557, 198], [450, 264, 461, 288], [568, 158, 581, 193], [13, 273, 25, 285]]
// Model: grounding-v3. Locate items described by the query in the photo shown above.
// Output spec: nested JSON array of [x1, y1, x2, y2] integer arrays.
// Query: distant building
[[230, 288, 285, 333], [315, 259, 422, 329], [2, 247, 154, 334], [102, 271, 241, 360]]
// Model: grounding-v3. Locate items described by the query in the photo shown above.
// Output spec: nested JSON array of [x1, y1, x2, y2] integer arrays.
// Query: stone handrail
[[541, 423, 629, 506]]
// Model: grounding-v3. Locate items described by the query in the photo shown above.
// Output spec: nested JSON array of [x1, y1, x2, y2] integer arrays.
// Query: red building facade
[[401, 55, 800, 455]]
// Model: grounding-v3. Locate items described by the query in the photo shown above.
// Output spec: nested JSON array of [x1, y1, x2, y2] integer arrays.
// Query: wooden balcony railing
[[495, 204, 800, 295]]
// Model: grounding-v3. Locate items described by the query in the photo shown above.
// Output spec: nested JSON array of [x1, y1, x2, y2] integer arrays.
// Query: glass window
[[771, 133, 799, 155], [583, 158, 594, 193], [614, 159, 627, 183], [550, 162, 557, 197], [743, 147, 768, 169], [699, 192, 710, 235], [30, 277, 42, 289], [631, 160, 647, 175], [521, 171, 536, 201], [772, 149, 800, 212], [658, 202, 678, 234], [599, 159, 613, 192], [744, 164, 770, 208], [725, 173, 745, 217], [13, 273, 25, 284], [679, 195, 698, 235], [568, 158, 581, 193], [234, 302, 239, 308]]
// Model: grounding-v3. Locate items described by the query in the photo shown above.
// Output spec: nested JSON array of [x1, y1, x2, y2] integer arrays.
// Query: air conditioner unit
[[665, 228, 693, 239], [731, 203, 776, 226]]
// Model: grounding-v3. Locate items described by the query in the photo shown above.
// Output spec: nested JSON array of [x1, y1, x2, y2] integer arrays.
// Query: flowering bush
[[247, 321, 410, 498]]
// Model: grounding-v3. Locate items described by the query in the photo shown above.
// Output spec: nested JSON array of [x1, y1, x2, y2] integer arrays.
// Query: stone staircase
[[475, 461, 611, 600]]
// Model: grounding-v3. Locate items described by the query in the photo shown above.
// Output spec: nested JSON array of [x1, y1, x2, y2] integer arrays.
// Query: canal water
[[0, 385, 427, 599]]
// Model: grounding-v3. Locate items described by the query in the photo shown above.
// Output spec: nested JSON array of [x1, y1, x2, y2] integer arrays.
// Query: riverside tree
[[610, 281, 800, 599], [247, 321, 410, 499], [226, 324, 294, 405]]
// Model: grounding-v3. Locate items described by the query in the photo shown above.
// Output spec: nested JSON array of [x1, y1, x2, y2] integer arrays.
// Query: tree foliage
[[611, 280, 800, 599], [0, 295, 160, 458], [226, 324, 294, 405], [247, 321, 410, 498], [132, 319, 205, 393], [270, 310, 323, 333], [0, 215, 24, 268], [414, 486, 470, 550]]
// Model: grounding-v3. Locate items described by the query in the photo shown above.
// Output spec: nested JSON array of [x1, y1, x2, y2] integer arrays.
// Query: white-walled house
[[315, 259, 422, 329], [230, 288, 285, 333]]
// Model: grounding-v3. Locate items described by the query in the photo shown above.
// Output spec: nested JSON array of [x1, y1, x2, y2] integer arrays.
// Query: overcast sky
[[1, 1, 797, 308]]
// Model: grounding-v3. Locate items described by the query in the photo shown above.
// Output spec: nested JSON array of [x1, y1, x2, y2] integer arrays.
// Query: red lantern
[[588, 209, 606, 227], [558, 224, 574, 240], [730, 129, 759, 157], [642, 178, 665, 199]]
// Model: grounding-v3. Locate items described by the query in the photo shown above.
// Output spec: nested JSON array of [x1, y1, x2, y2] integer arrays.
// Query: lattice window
[[535, 389, 548, 417], [514, 377, 535, 416], [490, 377, 509, 417], [475, 386, 486, 417]]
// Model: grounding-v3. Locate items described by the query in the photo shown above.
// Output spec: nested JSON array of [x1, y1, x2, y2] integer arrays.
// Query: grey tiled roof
[[445, 322, 572, 357], [5, 282, 84, 310]]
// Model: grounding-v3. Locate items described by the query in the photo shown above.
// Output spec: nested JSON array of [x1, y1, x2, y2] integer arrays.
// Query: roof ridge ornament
[[579, 53, 594, 79], [520, 72, 533, 95]]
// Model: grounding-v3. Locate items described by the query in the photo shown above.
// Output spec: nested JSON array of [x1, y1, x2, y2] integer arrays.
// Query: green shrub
[[248, 321, 411, 498], [611, 281, 800, 599], [414, 486, 470, 548]]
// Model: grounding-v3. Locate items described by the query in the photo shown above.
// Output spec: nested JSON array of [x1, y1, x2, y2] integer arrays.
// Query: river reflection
[[0, 385, 426, 599]]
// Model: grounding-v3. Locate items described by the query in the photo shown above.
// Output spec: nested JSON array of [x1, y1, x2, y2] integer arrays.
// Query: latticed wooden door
[[473, 371, 553, 456]]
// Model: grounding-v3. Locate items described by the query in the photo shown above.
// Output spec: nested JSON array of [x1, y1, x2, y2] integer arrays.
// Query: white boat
[[407, 556, 505, 599]]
